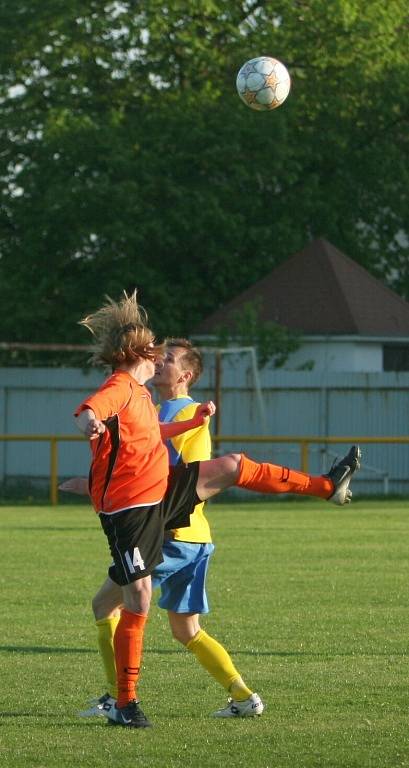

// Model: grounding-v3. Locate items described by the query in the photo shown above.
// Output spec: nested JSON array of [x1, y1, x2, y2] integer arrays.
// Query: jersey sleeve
[[171, 403, 211, 462], [75, 374, 132, 421]]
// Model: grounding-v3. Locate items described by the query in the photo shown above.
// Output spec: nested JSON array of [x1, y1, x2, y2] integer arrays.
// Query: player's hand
[[85, 418, 106, 439], [59, 477, 89, 495], [193, 401, 216, 425]]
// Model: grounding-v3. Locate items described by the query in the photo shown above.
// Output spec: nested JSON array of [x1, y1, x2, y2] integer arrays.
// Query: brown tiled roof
[[194, 238, 409, 336]]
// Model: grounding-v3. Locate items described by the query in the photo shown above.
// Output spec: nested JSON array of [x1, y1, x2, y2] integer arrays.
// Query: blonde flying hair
[[79, 290, 164, 368]]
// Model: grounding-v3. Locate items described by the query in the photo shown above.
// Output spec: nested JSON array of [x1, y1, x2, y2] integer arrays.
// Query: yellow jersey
[[157, 395, 212, 543]]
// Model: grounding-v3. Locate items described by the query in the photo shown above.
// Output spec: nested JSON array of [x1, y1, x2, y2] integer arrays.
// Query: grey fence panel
[[0, 368, 104, 482], [1, 367, 409, 494]]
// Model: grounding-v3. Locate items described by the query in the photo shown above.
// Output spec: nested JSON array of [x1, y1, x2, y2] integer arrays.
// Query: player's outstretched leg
[[196, 445, 361, 505], [324, 445, 361, 505]]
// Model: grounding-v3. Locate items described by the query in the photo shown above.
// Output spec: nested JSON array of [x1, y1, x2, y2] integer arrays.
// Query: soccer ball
[[236, 56, 291, 111]]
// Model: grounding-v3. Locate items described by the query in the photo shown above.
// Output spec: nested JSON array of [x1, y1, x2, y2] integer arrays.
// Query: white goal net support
[[197, 345, 267, 438]]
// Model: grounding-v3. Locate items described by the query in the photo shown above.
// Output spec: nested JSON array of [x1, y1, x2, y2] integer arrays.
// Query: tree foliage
[[0, 1, 408, 357]]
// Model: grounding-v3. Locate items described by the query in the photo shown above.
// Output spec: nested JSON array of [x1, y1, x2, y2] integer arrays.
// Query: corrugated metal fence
[[0, 363, 408, 496]]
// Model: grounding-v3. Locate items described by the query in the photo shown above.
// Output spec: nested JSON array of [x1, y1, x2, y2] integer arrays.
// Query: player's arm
[[59, 477, 89, 495], [75, 408, 106, 440], [75, 376, 131, 439], [159, 401, 215, 440]]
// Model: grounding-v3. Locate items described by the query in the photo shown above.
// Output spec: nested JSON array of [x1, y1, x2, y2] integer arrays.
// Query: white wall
[[284, 337, 383, 372]]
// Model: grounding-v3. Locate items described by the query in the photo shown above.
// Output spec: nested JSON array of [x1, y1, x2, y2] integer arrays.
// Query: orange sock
[[114, 609, 147, 708], [236, 455, 334, 499]]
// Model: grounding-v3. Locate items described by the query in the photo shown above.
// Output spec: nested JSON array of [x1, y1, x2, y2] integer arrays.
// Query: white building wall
[[285, 338, 383, 372]]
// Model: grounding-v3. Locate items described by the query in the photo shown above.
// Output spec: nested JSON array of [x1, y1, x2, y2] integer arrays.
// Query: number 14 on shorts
[[125, 547, 146, 574]]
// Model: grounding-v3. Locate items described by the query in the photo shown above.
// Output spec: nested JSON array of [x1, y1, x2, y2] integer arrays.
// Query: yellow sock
[[96, 616, 120, 698], [229, 676, 253, 701], [186, 629, 253, 700]]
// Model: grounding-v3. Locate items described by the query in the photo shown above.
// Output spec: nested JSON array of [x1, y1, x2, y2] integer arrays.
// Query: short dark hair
[[165, 338, 203, 386]]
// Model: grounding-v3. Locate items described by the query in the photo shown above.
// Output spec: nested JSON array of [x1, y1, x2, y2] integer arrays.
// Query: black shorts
[[100, 462, 200, 586]]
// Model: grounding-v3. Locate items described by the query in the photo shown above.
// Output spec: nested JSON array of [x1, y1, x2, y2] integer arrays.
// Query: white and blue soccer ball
[[236, 56, 291, 111]]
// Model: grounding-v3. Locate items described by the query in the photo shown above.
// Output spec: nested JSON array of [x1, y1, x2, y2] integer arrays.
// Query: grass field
[[1, 499, 409, 768]]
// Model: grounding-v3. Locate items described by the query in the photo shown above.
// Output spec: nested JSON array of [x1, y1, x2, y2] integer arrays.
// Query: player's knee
[[123, 579, 152, 615], [92, 591, 121, 620], [92, 593, 105, 620], [126, 593, 151, 615], [230, 452, 242, 469], [224, 452, 242, 479]]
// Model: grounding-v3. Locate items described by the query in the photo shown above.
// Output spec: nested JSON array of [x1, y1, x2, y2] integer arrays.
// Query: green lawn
[[1, 499, 409, 768]]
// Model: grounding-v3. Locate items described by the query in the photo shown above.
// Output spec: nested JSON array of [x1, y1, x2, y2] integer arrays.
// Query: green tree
[[0, 1, 408, 360]]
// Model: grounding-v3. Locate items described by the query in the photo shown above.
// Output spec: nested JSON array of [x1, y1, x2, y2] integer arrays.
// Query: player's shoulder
[[102, 369, 131, 390], [174, 400, 200, 421]]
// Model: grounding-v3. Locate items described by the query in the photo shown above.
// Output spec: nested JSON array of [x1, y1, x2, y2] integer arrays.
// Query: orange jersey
[[75, 370, 169, 514]]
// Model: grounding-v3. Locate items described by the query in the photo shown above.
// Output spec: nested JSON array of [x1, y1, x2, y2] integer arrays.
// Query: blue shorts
[[152, 540, 215, 614]]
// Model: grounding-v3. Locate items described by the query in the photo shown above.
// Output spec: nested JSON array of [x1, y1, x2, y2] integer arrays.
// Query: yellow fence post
[[300, 441, 309, 473], [50, 438, 58, 505]]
